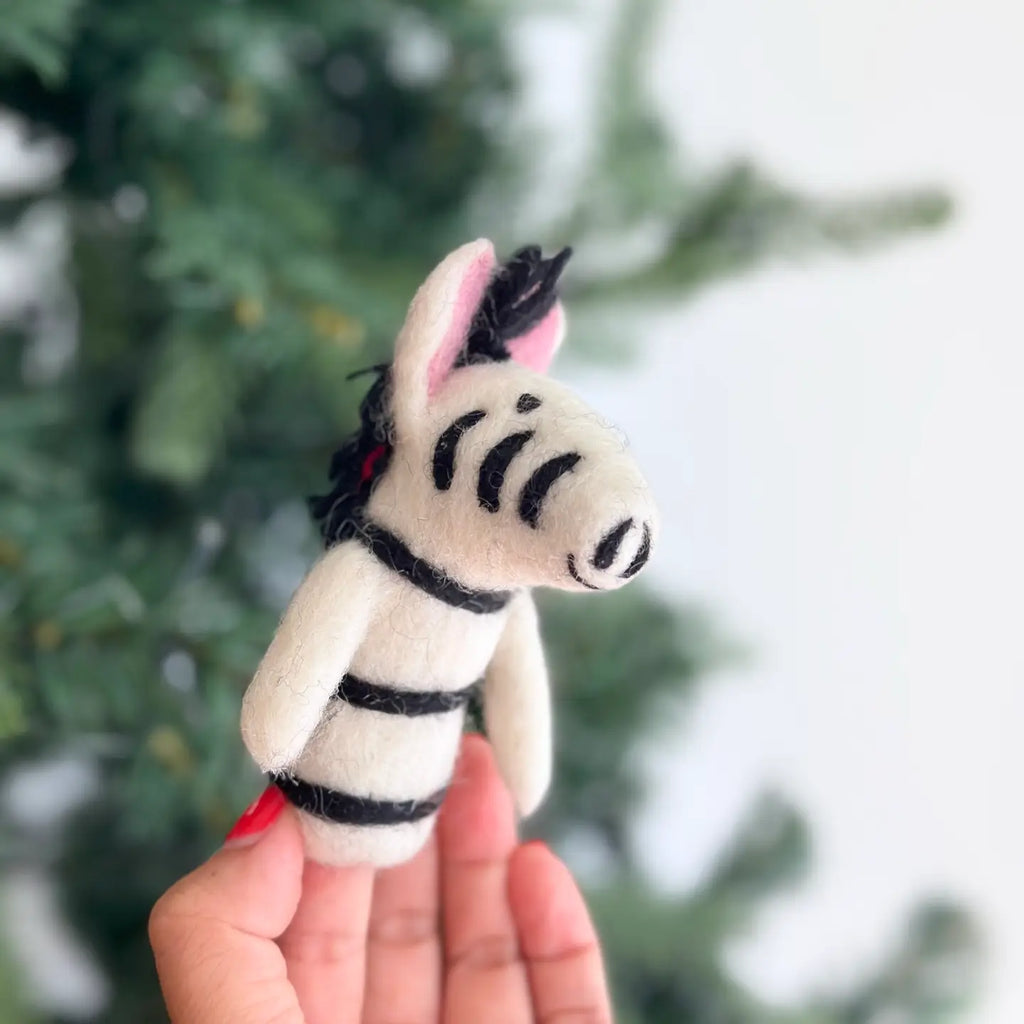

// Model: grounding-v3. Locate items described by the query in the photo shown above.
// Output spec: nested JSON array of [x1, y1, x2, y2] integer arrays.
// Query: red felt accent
[[506, 303, 563, 373], [360, 444, 387, 483]]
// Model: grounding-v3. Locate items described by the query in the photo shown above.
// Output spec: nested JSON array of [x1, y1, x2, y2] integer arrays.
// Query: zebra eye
[[516, 393, 542, 413]]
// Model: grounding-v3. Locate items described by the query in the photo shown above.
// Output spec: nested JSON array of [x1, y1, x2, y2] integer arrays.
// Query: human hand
[[149, 735, 613, 1023]]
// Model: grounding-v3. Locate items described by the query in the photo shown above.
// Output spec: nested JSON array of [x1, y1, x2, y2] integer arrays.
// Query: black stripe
[[593, 518, 634, 570], [567, 553, 600, 590], [272, 775, 446, 826], [357, 522, 513, 614], [432, 410, 487, 491], [478, 431, 534, 513], [620, 524, 652, 578], [518, 453, 582, 528], [335, 674, 478, 716]]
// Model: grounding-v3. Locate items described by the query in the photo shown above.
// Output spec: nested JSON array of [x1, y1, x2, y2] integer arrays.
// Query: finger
[[279, 851, 374, 1024], [363, 833, 442, 1024], [149, 787, 305, 1024], [439, 734, 532, 1024], [508, 842, 613, 1024]]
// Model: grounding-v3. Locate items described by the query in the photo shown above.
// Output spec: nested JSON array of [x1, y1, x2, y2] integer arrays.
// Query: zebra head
[[312, 240, 658, 594]]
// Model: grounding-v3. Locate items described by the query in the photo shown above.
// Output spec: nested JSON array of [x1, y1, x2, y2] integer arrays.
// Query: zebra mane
[[309, 245, 571, 546], [459, 245, 572, 365]]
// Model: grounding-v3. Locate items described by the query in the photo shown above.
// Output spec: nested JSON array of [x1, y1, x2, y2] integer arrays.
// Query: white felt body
[[241, 539, 548, 867]]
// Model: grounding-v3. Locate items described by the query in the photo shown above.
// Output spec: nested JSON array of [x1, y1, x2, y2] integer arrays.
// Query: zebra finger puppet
[[240, 239, 658, 867]]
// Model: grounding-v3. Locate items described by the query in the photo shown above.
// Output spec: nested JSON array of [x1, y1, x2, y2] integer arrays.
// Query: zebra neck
[[356, 520, 514, 614]]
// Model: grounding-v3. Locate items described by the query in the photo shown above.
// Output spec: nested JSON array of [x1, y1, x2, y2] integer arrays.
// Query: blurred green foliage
[[0, 0, 977, 1021]]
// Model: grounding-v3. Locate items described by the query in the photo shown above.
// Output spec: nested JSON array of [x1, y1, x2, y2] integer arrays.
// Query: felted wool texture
[[366, 359, 659, 595], [241, 541, 507, 783], [298, 809, 439, 869], [240, 239, 658, 868], [240, 541, 378, 774], [241, 539, 510, 867], [484, 591, 551, 817]]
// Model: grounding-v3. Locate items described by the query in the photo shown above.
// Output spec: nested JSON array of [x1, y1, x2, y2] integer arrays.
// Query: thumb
[[149, 786, 306, 1024]]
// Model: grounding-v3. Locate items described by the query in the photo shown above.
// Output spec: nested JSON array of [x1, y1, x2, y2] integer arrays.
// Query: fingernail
[[224, 785, 285, 847]]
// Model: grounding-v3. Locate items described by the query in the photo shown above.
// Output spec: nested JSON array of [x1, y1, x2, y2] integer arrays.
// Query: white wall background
[[527, 2, 1024, 1022]]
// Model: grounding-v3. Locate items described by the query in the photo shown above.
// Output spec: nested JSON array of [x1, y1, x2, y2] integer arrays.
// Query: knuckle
[[279, 926, 363, 966], [147, 887, 232, 972], [451, 932, 520, 972], [534, 942, 599, 968], [147, 887, 190, 948], [369, 907, 437, 949]]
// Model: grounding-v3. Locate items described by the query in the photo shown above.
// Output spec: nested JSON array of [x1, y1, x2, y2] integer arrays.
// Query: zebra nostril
[[618, 523, 652, 579], [592, 518, 634, 571]]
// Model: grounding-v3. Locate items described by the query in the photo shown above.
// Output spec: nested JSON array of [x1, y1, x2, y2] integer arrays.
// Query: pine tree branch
[[0, 0, 82, 84], [570, 163, 953, 306]]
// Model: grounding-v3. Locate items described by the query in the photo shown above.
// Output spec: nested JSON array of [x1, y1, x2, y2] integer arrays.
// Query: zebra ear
[[391, 239, 497, 433], [504, 301, 566, 374]]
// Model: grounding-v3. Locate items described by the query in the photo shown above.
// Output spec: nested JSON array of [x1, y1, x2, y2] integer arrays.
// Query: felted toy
[[240, 240, 658, 867]]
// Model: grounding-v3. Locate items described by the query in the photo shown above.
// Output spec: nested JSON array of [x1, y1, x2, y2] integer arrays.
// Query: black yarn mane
[[459, 244, 572, 365], [307, 366, 393, 545], [309, 245, 572, 546]]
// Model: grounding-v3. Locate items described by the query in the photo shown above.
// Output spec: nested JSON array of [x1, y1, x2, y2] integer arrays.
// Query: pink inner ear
[[506, 304, 563, 373], [427, 251, 495, 396]]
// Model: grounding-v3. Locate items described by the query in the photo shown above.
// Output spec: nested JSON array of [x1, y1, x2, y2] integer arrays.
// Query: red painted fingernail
[[224, 785, 285, 846]]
